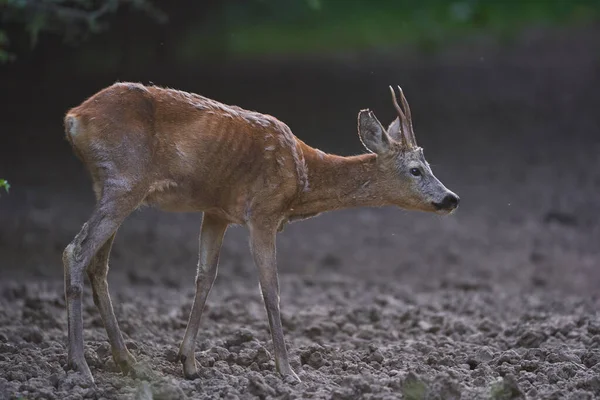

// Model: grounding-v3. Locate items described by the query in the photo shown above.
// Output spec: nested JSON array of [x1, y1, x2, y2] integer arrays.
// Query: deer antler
[[388, 85, 417, 148], [397, 86, 416, 147]]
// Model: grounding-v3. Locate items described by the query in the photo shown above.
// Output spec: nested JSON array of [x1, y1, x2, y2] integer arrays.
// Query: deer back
[[64, 82, 308, 224]]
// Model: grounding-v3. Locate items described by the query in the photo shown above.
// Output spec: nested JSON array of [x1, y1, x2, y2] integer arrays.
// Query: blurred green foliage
[[217, 0, 600, 56], [402, 379, 427, 400], [0, 30, 14, 62], [0, 0, 166, 62], [1, 0, 599, 63], [0, 179, 9, 195]]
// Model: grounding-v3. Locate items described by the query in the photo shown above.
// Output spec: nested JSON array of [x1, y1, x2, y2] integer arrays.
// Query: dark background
[[1, 1, 599, 293], [1, 1, 600, 398]]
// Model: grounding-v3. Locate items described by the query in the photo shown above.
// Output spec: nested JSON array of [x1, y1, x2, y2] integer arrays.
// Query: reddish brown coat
[[65, 82, 311, 226]]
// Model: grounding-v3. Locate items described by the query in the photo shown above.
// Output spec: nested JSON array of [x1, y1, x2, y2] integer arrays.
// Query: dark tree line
[[0, 0, 166, 61]]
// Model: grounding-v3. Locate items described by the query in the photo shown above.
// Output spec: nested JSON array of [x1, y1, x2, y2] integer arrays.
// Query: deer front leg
[[179, 213, 228, 379], [249, 223, 300, 383]]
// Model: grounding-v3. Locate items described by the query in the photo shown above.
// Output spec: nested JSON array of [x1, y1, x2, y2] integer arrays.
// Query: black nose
[[441, 194, 460, 209], [433, 194, 460, 210]]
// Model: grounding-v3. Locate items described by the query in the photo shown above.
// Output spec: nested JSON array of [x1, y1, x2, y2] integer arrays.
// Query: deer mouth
[[433, 206, 456, 216], [432, 205, 451, 215]]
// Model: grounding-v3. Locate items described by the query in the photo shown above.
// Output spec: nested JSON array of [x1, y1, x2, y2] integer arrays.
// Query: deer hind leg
[[178, 213, 228, 379], [248, 222, 300, 383], [86, 230, 136, 375], [63, 187, 144, 382]]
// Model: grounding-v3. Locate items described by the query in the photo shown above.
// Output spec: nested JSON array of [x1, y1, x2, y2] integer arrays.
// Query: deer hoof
[[66, 357, 95, 384], [180, 353, 200, 380], [182, 361, 200, 380], [184, 370, 200, 380], [114, 349, 137, 375], [281, 369, 301, 384]]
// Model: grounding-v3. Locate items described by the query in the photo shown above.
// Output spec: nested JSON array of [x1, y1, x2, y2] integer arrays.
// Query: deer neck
[[290, 143, 387, 217]]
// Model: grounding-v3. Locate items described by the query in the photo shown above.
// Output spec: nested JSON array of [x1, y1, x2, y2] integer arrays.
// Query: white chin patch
[[435, 208, 453, 216]]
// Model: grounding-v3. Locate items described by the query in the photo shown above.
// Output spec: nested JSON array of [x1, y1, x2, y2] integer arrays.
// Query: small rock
[[247, 371, 276, 398], [308, 351, 325, 369], [300, 345, 324, 366], [165, 348, 180, 363], [496, 350, 521, 365], [255, 346, 271, 365], [227, 329, 255, 347], [210, 346, 231, 362], [519, 360, 539, 372], [523, 348, 546, 361], [476, 347, 495, 363], [588, 321, 600, 336], [582, 350, 600, 368], [96, 342, 111, 359], [526, 387, 538, 398], [0, 343, 17, 355], [236, 349, 257, 367], [283, 374, 301, 385], [576, 375, 600, 395], [126, 340, 139, 351], [516, 331, 547, 348], [368, 350, 384, 364], [7, 370, 26, 383], [214, 360, 231, 373], [48, 373, 60, 389], [198, 354, 215, 367], [546, 350, 581, 364], [151, 379, 186, 400], [249, 362, 260, 371]]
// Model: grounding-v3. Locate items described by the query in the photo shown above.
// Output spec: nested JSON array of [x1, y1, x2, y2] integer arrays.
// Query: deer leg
[[86, 231, 136, 375], [249, 224, 300, 382], [178, 213, 228, 379], [63, 190, 141, 382]]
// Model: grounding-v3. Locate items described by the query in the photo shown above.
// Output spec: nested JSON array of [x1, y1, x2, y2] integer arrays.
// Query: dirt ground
[[1, 26, 600, 399]]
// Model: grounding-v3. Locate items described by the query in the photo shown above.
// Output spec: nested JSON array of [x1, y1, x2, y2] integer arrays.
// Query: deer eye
[[410, 168, 421, 177], [410, 168, 421, 176]]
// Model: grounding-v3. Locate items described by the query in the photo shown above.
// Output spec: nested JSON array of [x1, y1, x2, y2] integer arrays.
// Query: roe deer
[[62, 82, 459, 383]]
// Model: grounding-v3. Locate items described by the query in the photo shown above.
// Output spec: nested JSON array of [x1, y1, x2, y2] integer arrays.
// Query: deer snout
[[432, 193, 460, 212]]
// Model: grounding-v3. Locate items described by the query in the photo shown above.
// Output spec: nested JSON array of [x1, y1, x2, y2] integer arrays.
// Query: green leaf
[[0, 179, 10, 194]]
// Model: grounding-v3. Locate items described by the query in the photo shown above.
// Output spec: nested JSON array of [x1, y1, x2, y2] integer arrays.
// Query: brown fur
[[62, 82, 459, 383], [65, 82, 306, 222]]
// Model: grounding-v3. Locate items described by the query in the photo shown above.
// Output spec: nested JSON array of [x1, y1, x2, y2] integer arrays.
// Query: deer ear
[[358, 109, 391, 154], [387, 117, 401, 141], [386, 116, 408, 148]]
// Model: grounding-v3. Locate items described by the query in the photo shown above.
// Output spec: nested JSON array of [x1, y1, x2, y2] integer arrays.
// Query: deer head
[[357, 86, 459, 214]]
